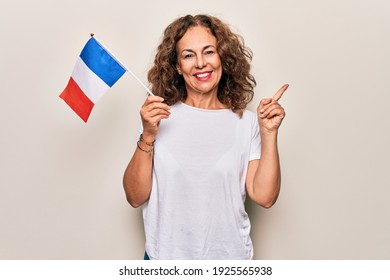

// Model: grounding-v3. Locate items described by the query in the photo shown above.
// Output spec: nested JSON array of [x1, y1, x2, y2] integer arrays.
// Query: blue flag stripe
[[80, 38, 126, 87]]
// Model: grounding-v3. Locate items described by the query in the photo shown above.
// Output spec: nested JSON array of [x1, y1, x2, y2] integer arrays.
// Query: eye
[[183, 53, 194, 59], [204, 49, 215, 55]]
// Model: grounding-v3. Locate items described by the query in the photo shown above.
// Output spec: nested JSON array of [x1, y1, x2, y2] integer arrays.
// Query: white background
[[0, 0, 389, 259]]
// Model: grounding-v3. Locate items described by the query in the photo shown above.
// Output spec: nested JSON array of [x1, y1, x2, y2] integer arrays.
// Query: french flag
[[60, 37, 127, 122]]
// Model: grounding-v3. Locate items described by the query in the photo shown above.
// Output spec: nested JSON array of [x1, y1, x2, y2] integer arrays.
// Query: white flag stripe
[[72, 57, 110, 104]]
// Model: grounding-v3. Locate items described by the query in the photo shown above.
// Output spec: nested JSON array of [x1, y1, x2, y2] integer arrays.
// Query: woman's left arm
[[246, 84, 288, 208]]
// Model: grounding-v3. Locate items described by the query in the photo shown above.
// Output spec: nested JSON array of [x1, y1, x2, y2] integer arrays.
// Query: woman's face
[[176, 26, 222, 97]]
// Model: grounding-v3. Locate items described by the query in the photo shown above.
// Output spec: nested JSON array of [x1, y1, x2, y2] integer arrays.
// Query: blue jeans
[[144, 251, 150, 260]]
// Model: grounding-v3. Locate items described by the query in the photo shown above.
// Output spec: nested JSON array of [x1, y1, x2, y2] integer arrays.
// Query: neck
[[184, 92, 228, 110]]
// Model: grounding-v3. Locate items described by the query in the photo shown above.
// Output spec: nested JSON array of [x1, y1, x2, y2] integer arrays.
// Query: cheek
[[182, 73, 193, 86], [212, 58, 223, 72], [213, 61, 223, 77], [180, 63, 194, 79]]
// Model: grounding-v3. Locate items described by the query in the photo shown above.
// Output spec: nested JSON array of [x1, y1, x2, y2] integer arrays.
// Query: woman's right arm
[[123, 96, 171, 208]]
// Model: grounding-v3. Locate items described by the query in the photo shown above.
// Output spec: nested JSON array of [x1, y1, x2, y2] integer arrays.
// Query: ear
[[176, 63, 182, 75]]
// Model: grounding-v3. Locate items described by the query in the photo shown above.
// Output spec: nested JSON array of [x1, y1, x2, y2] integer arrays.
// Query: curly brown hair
[[147, 14, 256, 116]]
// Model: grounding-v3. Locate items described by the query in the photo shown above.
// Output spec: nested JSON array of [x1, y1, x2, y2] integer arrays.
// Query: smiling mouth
[[194, 71, 212, 80]]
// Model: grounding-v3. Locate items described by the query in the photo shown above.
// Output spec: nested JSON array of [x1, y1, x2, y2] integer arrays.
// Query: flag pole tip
[[90, 33, 94, 37]]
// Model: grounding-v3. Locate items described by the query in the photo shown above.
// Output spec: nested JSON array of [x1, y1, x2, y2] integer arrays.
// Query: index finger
[[143, 95, 164, 106], [272, 84, 289, 101]]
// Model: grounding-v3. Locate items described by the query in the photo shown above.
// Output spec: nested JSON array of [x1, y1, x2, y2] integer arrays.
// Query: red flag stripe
[[59, 77, 94, 122]]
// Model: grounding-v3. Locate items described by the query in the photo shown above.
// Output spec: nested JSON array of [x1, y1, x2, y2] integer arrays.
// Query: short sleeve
[[249, 112, 261, 161]]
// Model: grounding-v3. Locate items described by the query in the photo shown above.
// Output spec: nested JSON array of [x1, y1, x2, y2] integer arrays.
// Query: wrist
[[260, 130, 278, 146], [137, 140, 154, 153], [137, 134, 155, 154], [140, 132, 156, 144], [260, 129, 278, 139]]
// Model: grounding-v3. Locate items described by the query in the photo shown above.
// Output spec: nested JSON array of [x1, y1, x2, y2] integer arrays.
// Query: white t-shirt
[[142, 102, 261, 259]]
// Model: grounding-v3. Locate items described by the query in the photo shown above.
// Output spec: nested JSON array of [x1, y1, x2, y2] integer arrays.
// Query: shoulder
[[242, 110, 260, 135], [242, 109, 256, 117], [242, 109, 258, 123]]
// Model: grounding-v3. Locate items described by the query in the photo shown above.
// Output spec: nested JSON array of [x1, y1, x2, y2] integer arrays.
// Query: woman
[[123, 14, 288, 260]]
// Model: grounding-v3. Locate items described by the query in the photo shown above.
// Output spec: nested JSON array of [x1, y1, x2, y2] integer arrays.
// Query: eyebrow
[[180, 45, 216, 54]]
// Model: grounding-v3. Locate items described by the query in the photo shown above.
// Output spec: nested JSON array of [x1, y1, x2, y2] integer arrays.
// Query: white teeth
[[195, 73, 210, 78]]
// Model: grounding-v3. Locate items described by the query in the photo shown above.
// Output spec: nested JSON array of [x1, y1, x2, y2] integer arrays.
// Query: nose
[[195, 54, 205, 69]]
